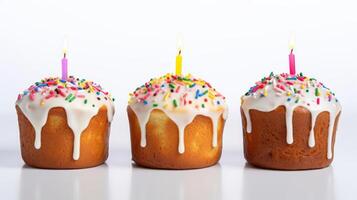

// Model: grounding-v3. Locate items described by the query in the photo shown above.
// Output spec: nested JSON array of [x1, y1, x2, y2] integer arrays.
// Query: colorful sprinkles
[[128, 73, 226, 110], [17, 76, 114, 106], [243, 72, 338, 106]]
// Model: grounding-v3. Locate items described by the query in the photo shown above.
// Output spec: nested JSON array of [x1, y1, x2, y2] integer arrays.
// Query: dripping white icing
[[16, 77, 115, 160], [309, 112, 318, 147], [128, 73, 228, 154], [129, 104, 228, 154], [241, 73, 341, 159]]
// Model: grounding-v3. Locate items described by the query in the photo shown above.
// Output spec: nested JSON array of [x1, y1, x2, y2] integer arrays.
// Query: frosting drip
[[128, 73, 228, 154], [16, 76, 115, 160], [241, 72, 341, 159]]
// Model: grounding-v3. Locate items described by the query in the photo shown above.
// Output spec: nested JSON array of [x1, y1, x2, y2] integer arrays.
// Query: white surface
[[0, 0, 357, 199], [1, 146, 357, 200]]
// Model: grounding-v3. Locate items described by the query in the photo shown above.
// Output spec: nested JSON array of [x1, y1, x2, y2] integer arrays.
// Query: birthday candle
[[176, 49, 182, 76], [288, 34, 296, 75], [61, 39, 68, 80], [175, 35, 183, 76]]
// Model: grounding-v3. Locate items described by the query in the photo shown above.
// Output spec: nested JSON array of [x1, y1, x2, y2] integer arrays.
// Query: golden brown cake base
[[16, 106, 110, 169], [127, 107, 225, 169], [241, 105, 341, 170]]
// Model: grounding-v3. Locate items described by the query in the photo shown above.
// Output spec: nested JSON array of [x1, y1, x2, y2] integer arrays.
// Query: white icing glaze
[[241, 73, 341, 159], [128, 74, 228, 154], [16, 77, 115, 160]]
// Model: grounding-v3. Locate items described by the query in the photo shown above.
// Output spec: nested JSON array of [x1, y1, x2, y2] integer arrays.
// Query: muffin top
[[16, 76, 115, 160], [16, 76, 115, 109], [241, 72, 341, 159], [128, 73, 228, 153], [241, 72, 341, 112], [128, 73, 227, 113]]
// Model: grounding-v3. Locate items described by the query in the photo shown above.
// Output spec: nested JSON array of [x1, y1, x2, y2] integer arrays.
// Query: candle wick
[[178, 49, 181, 55], [63, 52, 67, 58], [290, 49, 294, 54]]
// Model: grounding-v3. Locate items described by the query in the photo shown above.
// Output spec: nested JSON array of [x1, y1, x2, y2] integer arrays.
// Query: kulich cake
[[127, 73, 228, 169], [16, 76, 115, 169], [241, 72, 341, 170]]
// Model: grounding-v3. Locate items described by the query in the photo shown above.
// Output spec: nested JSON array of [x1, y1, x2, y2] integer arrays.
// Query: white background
[[0, 0, 357, 200]]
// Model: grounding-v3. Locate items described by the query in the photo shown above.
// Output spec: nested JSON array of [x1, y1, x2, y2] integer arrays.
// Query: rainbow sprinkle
[[129, 73, 226, 110], [243, 72, 338, 106], [17, 76, 114, 106]]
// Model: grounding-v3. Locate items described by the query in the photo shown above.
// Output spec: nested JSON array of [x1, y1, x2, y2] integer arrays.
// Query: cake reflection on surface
[[130, 164, 222, 200], [242, 164, 335, 200], [19, 165, 109, 200]]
